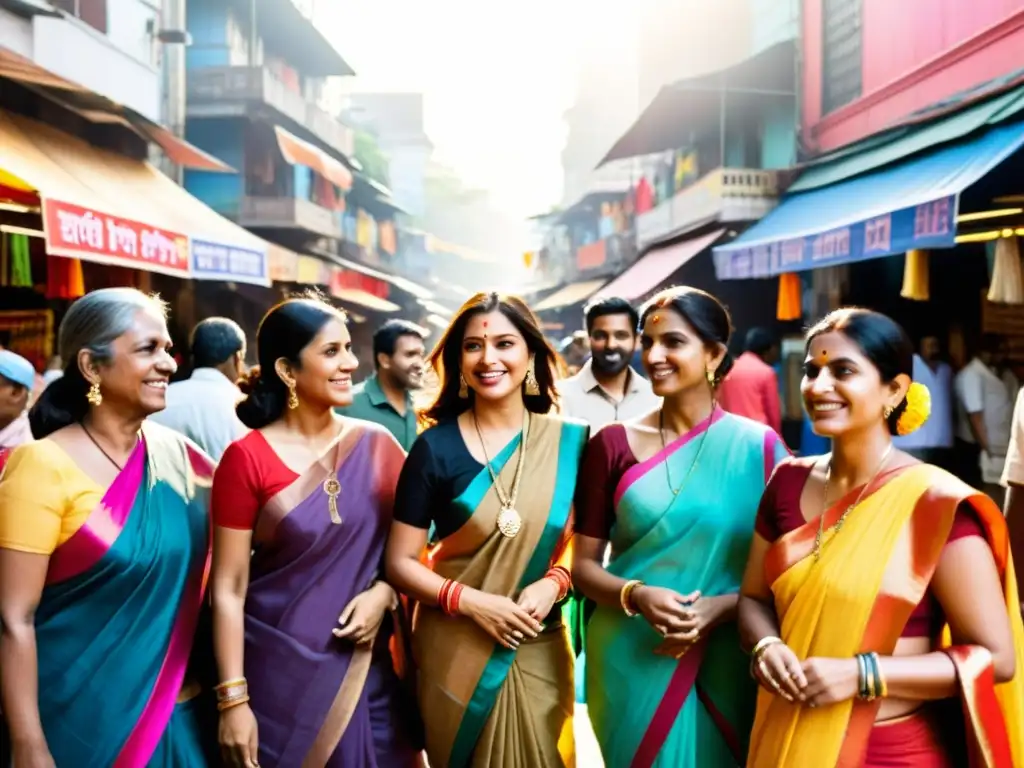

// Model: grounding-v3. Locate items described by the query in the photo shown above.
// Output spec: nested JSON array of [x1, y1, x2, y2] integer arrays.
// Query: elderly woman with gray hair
[[0, 287, 218, 767]]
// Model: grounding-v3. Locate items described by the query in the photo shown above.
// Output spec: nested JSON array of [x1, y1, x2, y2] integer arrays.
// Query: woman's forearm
[[571, 557, 632, 608], [737, 595, 781, 652], [387, 556, 447, 605], [876, 652, 959, 701], [0, 622, 47, 749], [212, 591, 247, 683]]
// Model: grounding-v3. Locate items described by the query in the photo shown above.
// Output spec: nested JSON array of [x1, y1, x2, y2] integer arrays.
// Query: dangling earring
[[458, 373, 469, 399], [287, 383, 299, 410], [883, 404, 894, 419], [524, 356, 541, 396], [705, 367, 715, 387], [86, 381, 102, 407]]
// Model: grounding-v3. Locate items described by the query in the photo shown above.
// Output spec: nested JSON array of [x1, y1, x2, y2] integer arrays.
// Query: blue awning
[[713, 120, 1024, 280]]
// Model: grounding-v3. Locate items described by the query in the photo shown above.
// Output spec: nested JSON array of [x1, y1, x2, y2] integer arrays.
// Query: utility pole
[[163, 0, 187, 184]]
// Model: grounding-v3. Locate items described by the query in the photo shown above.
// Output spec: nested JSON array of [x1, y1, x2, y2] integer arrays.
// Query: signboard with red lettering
[[330, 269, 389, 299], [712, 195, 957, 281], [42, 199, 190, 277]]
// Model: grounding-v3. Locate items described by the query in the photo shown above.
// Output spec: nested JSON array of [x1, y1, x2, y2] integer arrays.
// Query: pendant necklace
[[659, 407, 713, 497], [82, 422, 134, 472], [474, 409, 530, 539], [813, 444, 893, 562]]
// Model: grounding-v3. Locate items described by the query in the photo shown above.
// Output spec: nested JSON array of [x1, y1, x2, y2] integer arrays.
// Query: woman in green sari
[[386, 292, 588, 767]]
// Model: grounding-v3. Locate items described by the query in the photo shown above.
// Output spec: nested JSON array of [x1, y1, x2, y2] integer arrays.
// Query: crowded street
[[4, 1, 1024, 766]]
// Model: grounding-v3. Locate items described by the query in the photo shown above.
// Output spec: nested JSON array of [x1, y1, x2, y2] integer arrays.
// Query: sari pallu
[[413, 414, 588, 768], [749, 464, 1024, 768], [243, 424, 418, 768], [34, 424, 213, 767], [586, 410, 787, 768]]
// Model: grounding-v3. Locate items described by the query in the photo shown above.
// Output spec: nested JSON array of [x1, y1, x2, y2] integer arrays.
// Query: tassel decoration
[[987, 237, 1024, 305], [776, 272, 802, 321], [900, 249, 930, 301]]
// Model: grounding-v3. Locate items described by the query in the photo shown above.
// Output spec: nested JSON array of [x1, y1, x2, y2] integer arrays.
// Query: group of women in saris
[[1, 282, 1024, 768]]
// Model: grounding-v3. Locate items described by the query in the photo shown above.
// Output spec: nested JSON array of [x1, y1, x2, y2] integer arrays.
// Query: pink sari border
[[629, 640, 708, 768], [763, 429, 786, 484], [46, 437, 147, 586], [614, 407, 725, 508], [113, 548, 211, 767]]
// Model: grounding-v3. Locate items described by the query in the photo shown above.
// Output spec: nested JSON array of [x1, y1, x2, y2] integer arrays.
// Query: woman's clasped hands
[[754, 640, 861, 707]]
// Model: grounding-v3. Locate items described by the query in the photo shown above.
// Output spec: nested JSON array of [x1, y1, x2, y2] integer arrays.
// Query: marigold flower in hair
[[896, 382, 931, 436]]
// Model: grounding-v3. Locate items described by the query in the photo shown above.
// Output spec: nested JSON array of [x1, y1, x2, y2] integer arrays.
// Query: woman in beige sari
[[386, 292, 587, 767]]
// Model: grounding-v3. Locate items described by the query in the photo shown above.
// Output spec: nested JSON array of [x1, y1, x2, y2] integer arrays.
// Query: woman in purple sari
[[211, 295, 421, 768]]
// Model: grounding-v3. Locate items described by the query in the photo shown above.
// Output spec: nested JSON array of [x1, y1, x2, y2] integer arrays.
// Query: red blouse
[[211, 430, 299, 530], [574, 425, 640, 540], [756, 458, 984, 638]]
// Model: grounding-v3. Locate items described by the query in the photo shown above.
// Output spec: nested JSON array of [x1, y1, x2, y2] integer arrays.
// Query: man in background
[[955, 333, 1013, 501], [0, 349, 35, 449], [559, 297, 659, 430], [718, 327, 782, 434], [893, 334, 955, 470], [339, 319, 425, 451], [149, 317, 248, 461]]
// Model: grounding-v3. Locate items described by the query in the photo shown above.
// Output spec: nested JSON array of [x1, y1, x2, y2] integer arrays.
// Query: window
[[821, 0, 862, 114], [52, 0, 107, 34]]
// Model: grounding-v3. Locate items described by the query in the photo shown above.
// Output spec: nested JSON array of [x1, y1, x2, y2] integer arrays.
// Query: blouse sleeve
[[211, 440, 261, 530], [393, 434, 438, 530], [948, 502, 986, 543], [0, 442, 66, 554], [574, 425, 631, 540], [754, 459, 790, 542]]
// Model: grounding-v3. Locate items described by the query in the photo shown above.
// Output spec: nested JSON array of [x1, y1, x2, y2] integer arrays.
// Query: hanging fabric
[[900, 249, 931, 301], [987, 237, 1024, 305], [10, 233, 33, 288], [776, 272, 802, 321], [45, 254, 85, 299]]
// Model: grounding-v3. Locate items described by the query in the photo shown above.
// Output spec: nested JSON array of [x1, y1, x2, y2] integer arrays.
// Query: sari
[[242, 423, 419, 767], [413, 413, 588, 768], [586, 409, 788, 768], [29, 423, 214, 766], [748, 463, 1024, 767]]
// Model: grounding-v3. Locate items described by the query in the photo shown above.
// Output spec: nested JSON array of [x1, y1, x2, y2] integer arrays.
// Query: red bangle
[[544, 566, 571, 602], [438, 579, 453, 614], [449, 582, 465, 615]]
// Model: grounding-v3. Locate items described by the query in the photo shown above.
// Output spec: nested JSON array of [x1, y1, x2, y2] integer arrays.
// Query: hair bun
[[236, 365, 262, 396]]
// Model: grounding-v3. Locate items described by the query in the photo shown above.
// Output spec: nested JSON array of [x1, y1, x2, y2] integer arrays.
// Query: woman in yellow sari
[[386, 292, 586, 767], [738, 308, 1024, 768]]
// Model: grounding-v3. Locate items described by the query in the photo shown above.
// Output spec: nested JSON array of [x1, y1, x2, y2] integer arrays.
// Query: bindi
[[651, 314, 662, 324]]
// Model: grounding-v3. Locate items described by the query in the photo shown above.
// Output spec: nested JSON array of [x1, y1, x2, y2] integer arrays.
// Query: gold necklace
[[658, 408, 713, 497], [813, 444, 894, 563], [474, 410, 530, 538]]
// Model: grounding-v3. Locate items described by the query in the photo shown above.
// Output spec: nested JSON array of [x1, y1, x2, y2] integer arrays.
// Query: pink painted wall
[[803, 0, 1024, 154]]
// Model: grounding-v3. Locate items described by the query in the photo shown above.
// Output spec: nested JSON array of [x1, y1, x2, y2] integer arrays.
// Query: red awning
[[591, 229, 725, 301], [274, 126, 353, 190]]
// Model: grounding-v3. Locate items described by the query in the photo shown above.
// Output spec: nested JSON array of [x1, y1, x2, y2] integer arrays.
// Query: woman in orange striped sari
[[738, 308, 1024, 767]]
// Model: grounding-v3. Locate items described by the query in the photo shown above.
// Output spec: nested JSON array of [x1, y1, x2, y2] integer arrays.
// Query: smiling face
[[280, 318, 359, 409], [460, 310, 530, 403], [83, 308, 177, 417], [589, 312, 637, 377], [802, 330, 908, 437], [641, 306, 723, 398]]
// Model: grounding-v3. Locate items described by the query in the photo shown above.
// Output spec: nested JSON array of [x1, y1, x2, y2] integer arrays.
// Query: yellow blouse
[[0, 439, 103, 555]]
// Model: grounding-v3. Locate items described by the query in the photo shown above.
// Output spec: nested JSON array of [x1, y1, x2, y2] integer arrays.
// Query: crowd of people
[[0, 284, 1023, 768]]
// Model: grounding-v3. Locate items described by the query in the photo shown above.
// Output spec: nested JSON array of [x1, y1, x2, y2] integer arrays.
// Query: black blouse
[[393, 420, 494, 541]]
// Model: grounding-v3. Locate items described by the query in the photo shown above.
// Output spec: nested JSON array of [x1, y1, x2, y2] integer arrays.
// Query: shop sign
[[268, 246, 299, 282], [43, 199, 190, 277], [297, 255, 329, 285], [714, 195, 957, 280], [329, 269, 389, 298], [191, 238, 269, 286]]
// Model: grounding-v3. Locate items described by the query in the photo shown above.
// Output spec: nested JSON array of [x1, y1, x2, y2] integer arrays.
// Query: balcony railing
[[188, 66, 354, 158], [238, 196, 342, 239], [636, 167, 779, 250]]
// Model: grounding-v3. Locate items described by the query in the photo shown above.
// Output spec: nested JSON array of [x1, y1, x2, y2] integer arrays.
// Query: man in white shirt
[[559, 297, 660, 430], [954, 334, 1013, 503], [149, 317, 248, 460], [893, 336, 955, 471]]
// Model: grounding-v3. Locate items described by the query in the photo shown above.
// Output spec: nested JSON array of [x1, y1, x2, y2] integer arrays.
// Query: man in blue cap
[[0, 349, 35, 449]]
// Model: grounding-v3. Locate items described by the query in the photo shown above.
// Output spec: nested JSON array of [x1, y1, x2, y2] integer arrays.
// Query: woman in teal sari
[[573, 287, 788, 767], [0, 288, 217, 767]]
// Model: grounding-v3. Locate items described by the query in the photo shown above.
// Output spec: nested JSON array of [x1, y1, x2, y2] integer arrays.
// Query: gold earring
[[86, 381, 102, 407], [883, 404, 894, 419], [287, 383, 299, 410], [458, 373, 469, 399], [524, 356, 540, 396], [705, 368, 715, 387]]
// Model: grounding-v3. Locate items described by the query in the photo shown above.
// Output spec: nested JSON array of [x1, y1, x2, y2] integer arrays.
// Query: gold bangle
[[214, 677, 246, 691], [620, 579, 643, 617], [751, 636, 782, 659], [217, 694, 250, 712], [872, 652, 887, 699]]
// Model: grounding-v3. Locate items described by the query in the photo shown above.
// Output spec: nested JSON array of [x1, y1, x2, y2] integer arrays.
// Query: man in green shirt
[[338, 319, 426, 451]]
